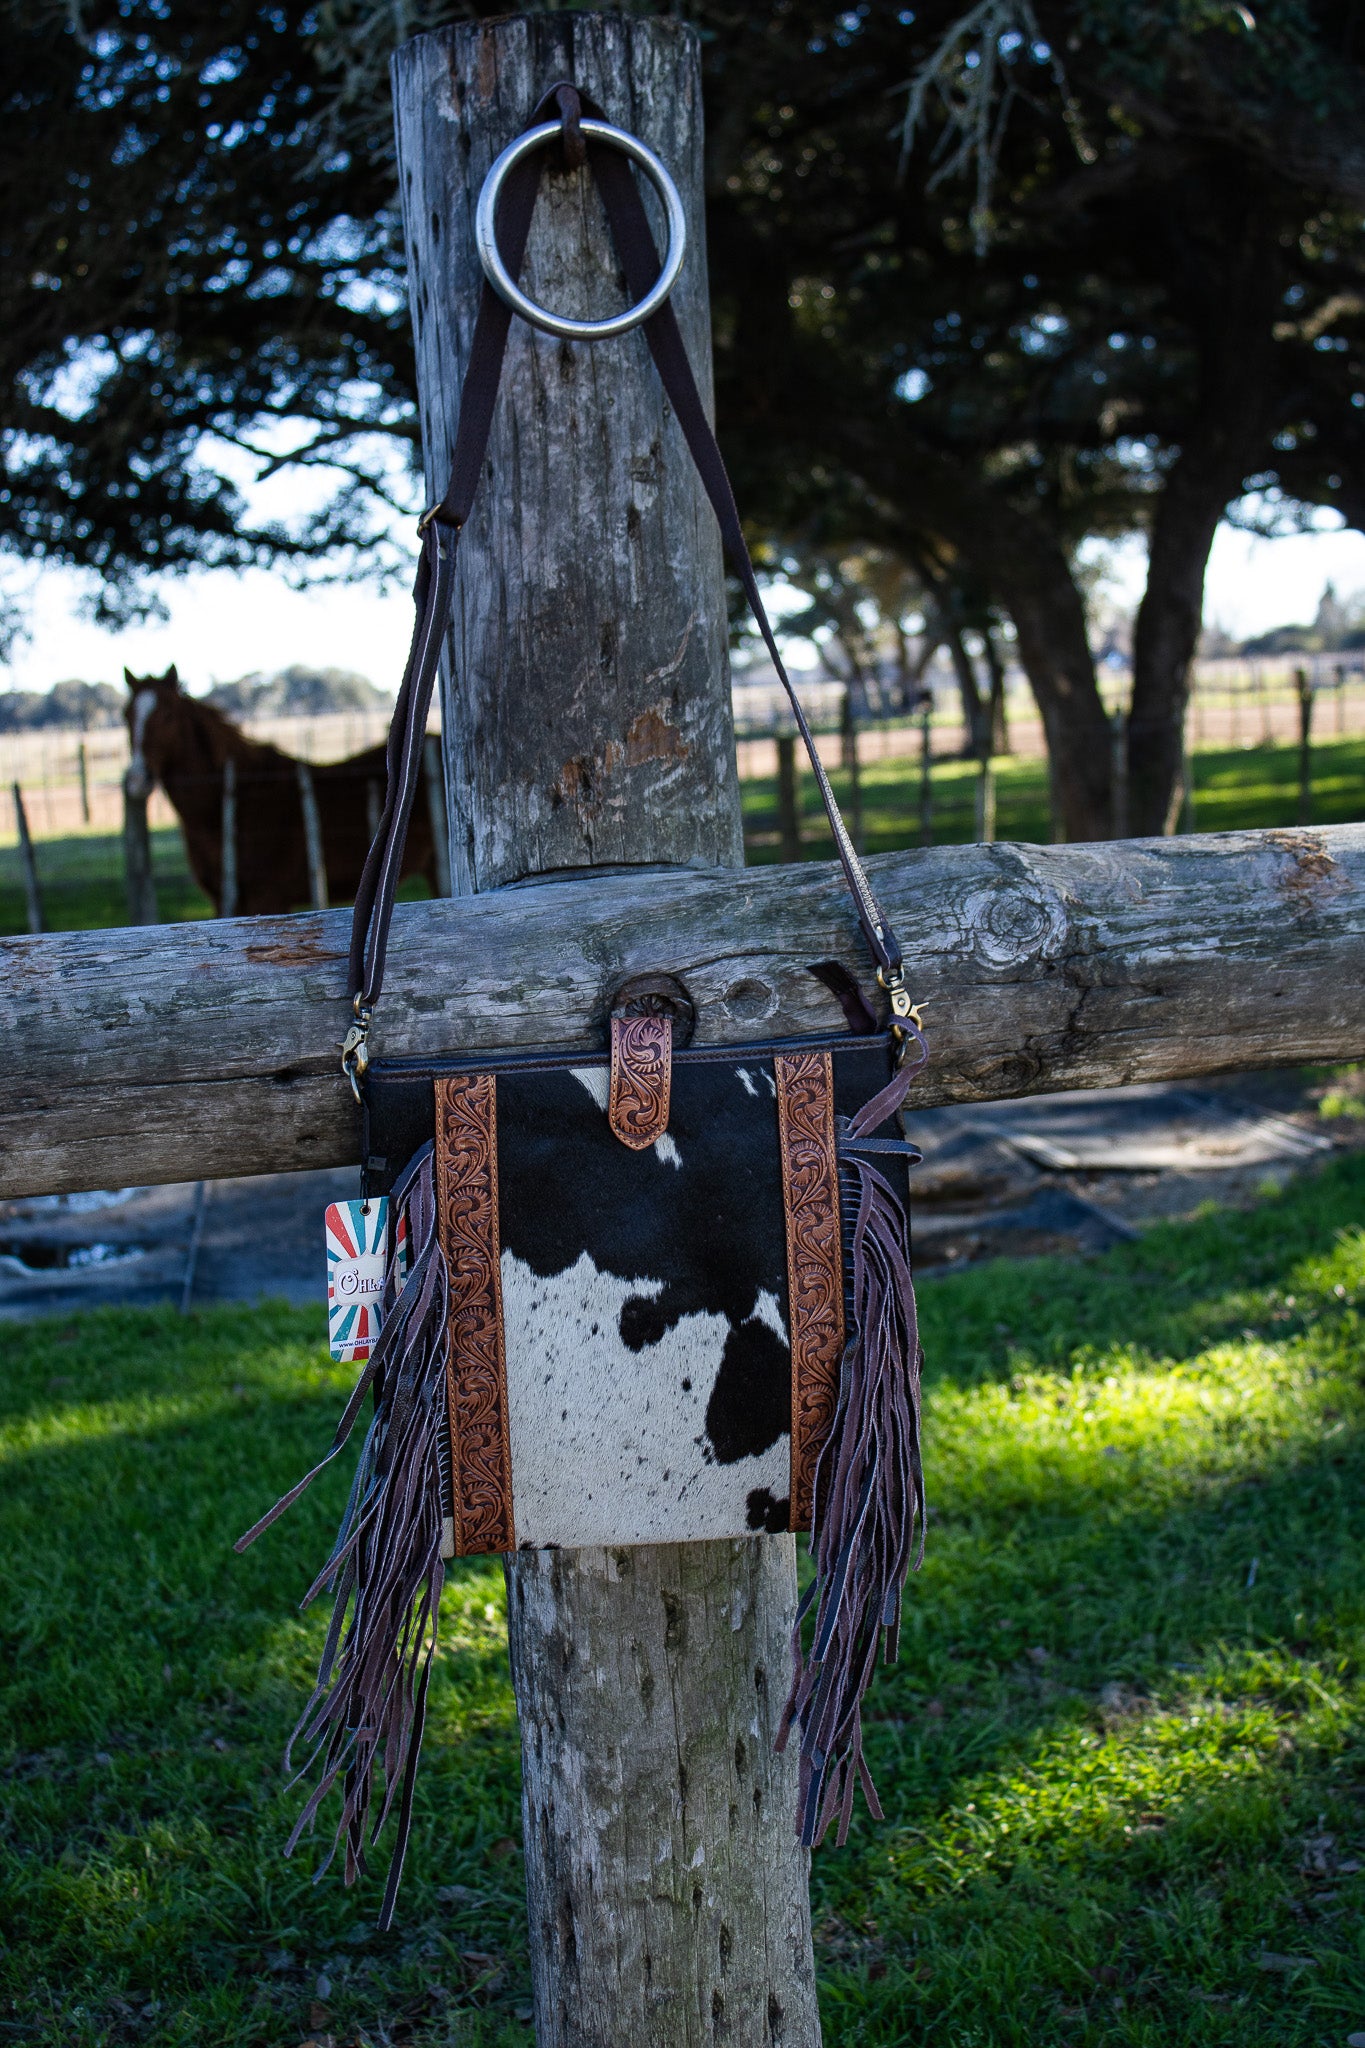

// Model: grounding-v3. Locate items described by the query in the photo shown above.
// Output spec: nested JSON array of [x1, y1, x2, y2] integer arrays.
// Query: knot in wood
[[961, 878, 1067, 969]]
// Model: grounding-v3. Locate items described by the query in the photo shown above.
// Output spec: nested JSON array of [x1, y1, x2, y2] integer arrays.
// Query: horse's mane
[[150, 689, 297, 774]]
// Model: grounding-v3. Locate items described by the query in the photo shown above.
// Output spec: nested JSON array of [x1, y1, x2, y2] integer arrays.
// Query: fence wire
[[4, 668, 1364, 936]]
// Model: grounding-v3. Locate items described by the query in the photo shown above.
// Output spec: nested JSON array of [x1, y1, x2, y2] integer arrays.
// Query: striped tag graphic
[[326, 1198, 390, 1363]]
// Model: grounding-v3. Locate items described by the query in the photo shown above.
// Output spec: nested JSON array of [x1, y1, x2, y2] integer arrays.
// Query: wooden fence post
[[1296, 665, 1315, 825], [122, 770, 157, 926], [12, 784, 45, 934], [220, 759, 238, 919], [295, 761, 329, 910], [393, 18, 818, 2046], [776, 732, 804, 862], [841, 687, 864, 852], [918, 696, 934, 846], [974, 751, 996, 844], [77, 740, 91, 827], [1109, 709, 1128, 840], [179, 1178, 208, 1315]]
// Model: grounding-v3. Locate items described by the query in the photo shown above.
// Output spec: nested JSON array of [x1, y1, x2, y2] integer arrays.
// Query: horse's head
[[124, 664, 181, 798]]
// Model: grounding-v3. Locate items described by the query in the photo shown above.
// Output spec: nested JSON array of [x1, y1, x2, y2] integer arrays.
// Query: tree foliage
[[704, 0, 1365, 829], [0, 1, 414, 620], [3, 0, 1364, 832]]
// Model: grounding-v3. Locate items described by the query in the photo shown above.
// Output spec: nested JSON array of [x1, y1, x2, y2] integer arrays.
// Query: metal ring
[[475, 118, 687, 341]]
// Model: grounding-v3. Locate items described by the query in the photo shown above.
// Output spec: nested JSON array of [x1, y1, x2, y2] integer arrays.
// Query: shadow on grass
[[2, 1158, 1365, 2044], [815, 1154, 1365, 2045], [0, 1304, 528, 2047]]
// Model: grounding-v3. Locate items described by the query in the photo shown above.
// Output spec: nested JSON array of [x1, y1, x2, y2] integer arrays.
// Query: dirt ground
[[2, 1066, 1361, 1316]]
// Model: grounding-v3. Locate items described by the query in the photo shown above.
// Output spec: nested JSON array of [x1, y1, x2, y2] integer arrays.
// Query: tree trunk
[[394, 18, 741, 895], [988, 538, 1112, 841], [840, 689, 864, 851], [893, 618, 913, 707], [837, 427, 1112, 839], [1127, 187, 1281, 835], [918, 698, 934, 844], [982, 623, 1010, 756], [941, 619, 990, 760], [1127, 470, 1226, 835], [392, 18, 818, 2046], [510, 1539, 817, 2046]]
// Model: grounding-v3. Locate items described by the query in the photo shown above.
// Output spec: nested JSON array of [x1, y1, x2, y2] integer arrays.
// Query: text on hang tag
[[325, 1197, 390, 1363]]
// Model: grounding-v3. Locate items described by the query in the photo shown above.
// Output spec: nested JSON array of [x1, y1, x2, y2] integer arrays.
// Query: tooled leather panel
[[608, 1012, 673, 1149], [434, 1074, 515, 1554], [776, 1051, 845, 1532]]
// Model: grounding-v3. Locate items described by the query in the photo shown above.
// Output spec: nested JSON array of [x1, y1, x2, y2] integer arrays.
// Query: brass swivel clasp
[[876, 963, 927, 1058], [341, 993, 373, 1104]]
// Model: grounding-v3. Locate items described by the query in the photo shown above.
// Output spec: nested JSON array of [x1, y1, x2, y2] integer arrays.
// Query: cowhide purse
[[238, 83, 927, 1928]]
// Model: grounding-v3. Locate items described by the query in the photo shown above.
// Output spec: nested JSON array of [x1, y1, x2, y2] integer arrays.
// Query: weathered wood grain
[[6, 825, 1362, 1201], [508, 1538, 819, 2045], [395, 19, 817, 2045], [396, 14, 742, 893]]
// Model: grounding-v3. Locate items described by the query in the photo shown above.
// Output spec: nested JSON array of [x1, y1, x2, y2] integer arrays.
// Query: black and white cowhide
[[366, 1038, 900, 1552], [494, 1056, 793, 1547]]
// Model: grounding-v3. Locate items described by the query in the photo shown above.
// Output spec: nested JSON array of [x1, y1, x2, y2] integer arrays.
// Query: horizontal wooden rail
[[5, 824, 1363, 1200]]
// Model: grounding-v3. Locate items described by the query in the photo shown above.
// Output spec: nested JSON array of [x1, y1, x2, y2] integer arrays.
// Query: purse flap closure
[[608, 1012, 672, 1148]]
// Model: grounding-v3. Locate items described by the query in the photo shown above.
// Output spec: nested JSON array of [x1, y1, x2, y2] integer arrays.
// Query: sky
[[2, 558, 422, 698], [5, 512, 1365, 699], [1090, 518, 1365, 644]]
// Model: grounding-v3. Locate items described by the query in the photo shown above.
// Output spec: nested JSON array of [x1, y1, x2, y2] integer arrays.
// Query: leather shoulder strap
[[348, 85, 903, 1024]]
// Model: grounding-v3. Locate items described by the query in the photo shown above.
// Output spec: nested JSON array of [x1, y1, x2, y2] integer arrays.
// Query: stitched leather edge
[[776, 1051, 845, 1532], [608, 1012, 672, 1149], [434, 1074, 515, 1554]]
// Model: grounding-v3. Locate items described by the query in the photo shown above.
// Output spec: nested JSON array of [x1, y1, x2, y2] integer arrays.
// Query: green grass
[[742, 731, 1365, 862], [0, 1309, 524, 2046], [0, 825, 215, 933], [1190, 736, 1365, 835], [4, 1161, 1365, 2044], [0, 827, 436, 937], [5, 735, 1363, 932]]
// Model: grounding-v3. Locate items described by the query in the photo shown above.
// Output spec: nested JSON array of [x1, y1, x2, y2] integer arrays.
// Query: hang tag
[[326, 1198, 389, 1363]]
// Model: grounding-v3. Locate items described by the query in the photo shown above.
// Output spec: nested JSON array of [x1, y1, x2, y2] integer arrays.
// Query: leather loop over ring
[[475, 118, 687, 341]]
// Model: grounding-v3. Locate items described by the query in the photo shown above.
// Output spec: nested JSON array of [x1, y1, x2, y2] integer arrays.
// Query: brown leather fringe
[[236, 1141, 451, 1929], [778, 1034, 927, 1846]]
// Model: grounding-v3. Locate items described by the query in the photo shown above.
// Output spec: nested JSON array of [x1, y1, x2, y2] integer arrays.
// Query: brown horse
[[124, 666, 438, 915]]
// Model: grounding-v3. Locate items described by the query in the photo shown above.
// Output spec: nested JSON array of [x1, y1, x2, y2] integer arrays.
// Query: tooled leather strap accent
[[775, 1052, 846, 1532], [349, 82, 904, 1021], [608, 1013, 672, 1149], [434, 1075, 515, 1553]]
